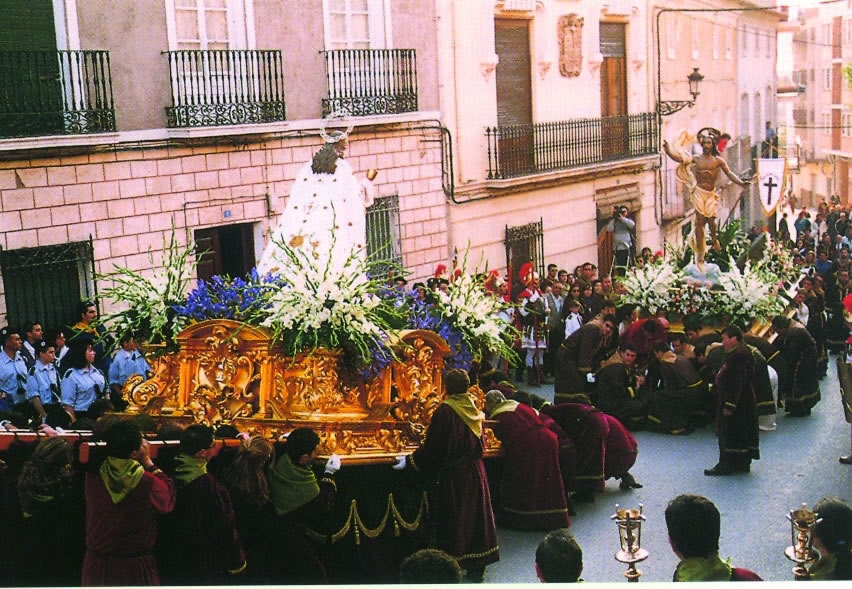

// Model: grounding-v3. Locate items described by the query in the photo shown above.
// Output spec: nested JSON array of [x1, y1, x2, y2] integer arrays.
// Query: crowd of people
[[1, 197, 851, 582], [0, 380, 848, 584], [1, 301, 149, 432]]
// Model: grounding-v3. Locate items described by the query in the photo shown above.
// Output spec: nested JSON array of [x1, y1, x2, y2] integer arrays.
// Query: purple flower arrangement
[[173, 269, 284, 323]]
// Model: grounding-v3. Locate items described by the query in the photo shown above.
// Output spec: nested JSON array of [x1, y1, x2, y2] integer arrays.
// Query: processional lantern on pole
[[611, 503, 648, 582], [784, 503, 821, 580]]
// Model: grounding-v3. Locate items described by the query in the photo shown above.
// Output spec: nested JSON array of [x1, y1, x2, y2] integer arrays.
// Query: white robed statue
[[257, 127, 376, 274]]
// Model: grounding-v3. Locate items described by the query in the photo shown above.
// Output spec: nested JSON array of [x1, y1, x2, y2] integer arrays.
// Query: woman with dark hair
[[809, 497, 852, 580], [220, 436, 276, 583], [580, 283, 596, 323], [13, 437, 84, 586], [60, 341, 106, 422]]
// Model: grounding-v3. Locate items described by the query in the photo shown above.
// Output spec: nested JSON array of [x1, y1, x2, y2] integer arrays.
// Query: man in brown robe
[[484, 390, 570, 531], [554, 314, 616, 403], [395, 369, 499, 581], [705, 326, 759, 476], [594, 343, 648, 429], [772, 315, 822, 416], [156, 425, 246, 584], [647, 341, 708, 434]]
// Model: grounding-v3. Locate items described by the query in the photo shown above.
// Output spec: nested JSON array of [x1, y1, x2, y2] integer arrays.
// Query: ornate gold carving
[[125, 352, 181, 414], [558, 14, 584, 77], [117, 322, 504, 460]]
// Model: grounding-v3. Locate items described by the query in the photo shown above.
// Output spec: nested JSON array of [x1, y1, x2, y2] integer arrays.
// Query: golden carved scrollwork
[[118, 322, 503, 462], [124, 350, 181, 414], [390, 332, 450, 429]]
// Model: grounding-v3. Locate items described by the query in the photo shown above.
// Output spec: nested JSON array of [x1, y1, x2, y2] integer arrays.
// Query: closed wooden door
[[600, 23, 627, 158], [495, 18, 534, 176]]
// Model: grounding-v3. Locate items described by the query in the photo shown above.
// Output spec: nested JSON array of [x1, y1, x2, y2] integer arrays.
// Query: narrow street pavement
[[487, 356, 851, 583]]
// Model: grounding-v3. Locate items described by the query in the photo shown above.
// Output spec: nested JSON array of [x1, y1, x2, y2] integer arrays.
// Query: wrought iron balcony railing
[[485, 112, 658, 179], [0, 50, 115, 138], [164, 49, 286, 127], [321, 49, 417, 117]]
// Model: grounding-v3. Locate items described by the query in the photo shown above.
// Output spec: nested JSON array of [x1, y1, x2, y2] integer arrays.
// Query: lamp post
[[611, 504, 649, 582], [657, 67, 704, 117], [784, 503, 821, 580]]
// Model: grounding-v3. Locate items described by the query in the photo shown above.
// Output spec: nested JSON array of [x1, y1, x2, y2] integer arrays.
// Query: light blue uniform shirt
[[0, 351, 28, 405], [108, 349, 151, 387], [26, 360, 60, 405], [61, 366, 105, 412]]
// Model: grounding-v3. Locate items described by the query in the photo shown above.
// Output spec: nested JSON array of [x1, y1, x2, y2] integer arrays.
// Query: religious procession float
[[96, 132, 516, 461], [617, 228, 800, 334], [86, 134, 517, 567]]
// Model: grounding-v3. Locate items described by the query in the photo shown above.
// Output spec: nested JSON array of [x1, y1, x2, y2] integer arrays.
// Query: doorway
[[194, 223, 257, 282]]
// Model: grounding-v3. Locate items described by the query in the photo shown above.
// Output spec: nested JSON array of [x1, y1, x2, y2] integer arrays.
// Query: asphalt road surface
[[485, 356, 851, 583]]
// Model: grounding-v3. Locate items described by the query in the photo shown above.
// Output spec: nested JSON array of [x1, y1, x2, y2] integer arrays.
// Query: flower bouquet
[[98, 229, 196, 352], [716, 257, 786, 327], [256, 232, 404, 373], [618, 255, 683, 315]]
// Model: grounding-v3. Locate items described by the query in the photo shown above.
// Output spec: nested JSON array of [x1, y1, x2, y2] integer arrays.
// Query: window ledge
[[0, 132, 122, 153], [0, 111, 442, 154], [165, 111, 442, 139]]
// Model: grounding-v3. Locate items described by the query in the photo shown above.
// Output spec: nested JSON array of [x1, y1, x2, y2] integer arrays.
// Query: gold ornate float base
[[122, 320, 494, 461]]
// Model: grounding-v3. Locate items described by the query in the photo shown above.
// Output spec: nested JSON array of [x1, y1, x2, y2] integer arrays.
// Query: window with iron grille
[[0, 240, 96, 331], [365, 194, 402, 278], [504, 220, 544, 301]]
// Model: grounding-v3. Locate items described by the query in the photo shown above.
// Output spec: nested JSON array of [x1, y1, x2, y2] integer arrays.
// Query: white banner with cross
[[756, 158, 787, 217]]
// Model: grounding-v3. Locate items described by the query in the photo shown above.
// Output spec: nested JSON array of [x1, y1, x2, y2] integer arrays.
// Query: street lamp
[[658, 68, 705, 117]]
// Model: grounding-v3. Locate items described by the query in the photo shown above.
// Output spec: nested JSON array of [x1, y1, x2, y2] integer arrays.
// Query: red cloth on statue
[[82, 470, 175, 586], [490, 403, 570, 530], [541, 403, 609, 494], [410, 403, 499, 570]]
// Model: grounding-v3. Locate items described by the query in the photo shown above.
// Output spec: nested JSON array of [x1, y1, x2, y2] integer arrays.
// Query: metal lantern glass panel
[[687, 68, 705, 101], [784, 503, 821, 580], [658, 68, 705, 117], [611, 504, 649, 582]]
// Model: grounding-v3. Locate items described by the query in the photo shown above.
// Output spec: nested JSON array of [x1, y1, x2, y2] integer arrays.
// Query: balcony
[[0, 50, 115, 139], [164, 50, 286, 128], [321, 49, 418, 117], [485, 112, 658, 179]]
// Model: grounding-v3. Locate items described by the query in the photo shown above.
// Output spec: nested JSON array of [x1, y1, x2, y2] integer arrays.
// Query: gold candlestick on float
[[611, 504, 649, 582], [784, 503, 821, 580]]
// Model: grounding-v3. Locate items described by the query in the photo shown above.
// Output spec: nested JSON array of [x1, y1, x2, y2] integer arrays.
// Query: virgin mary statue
[[257, 131, 375, 274]]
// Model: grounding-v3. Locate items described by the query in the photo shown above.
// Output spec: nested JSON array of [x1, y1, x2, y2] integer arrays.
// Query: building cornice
[[451, 155, 658, 204]]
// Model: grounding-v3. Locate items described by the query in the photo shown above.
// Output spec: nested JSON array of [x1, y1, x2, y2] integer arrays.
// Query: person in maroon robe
[[483, 390, 570, 530], [513, 390, 578, 511], [541, 400, 641, 503], [156, 425, 246, 584], [82, 420, 175, 586], [620, 317, 669, 368], [394, 369, 499, 581]]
